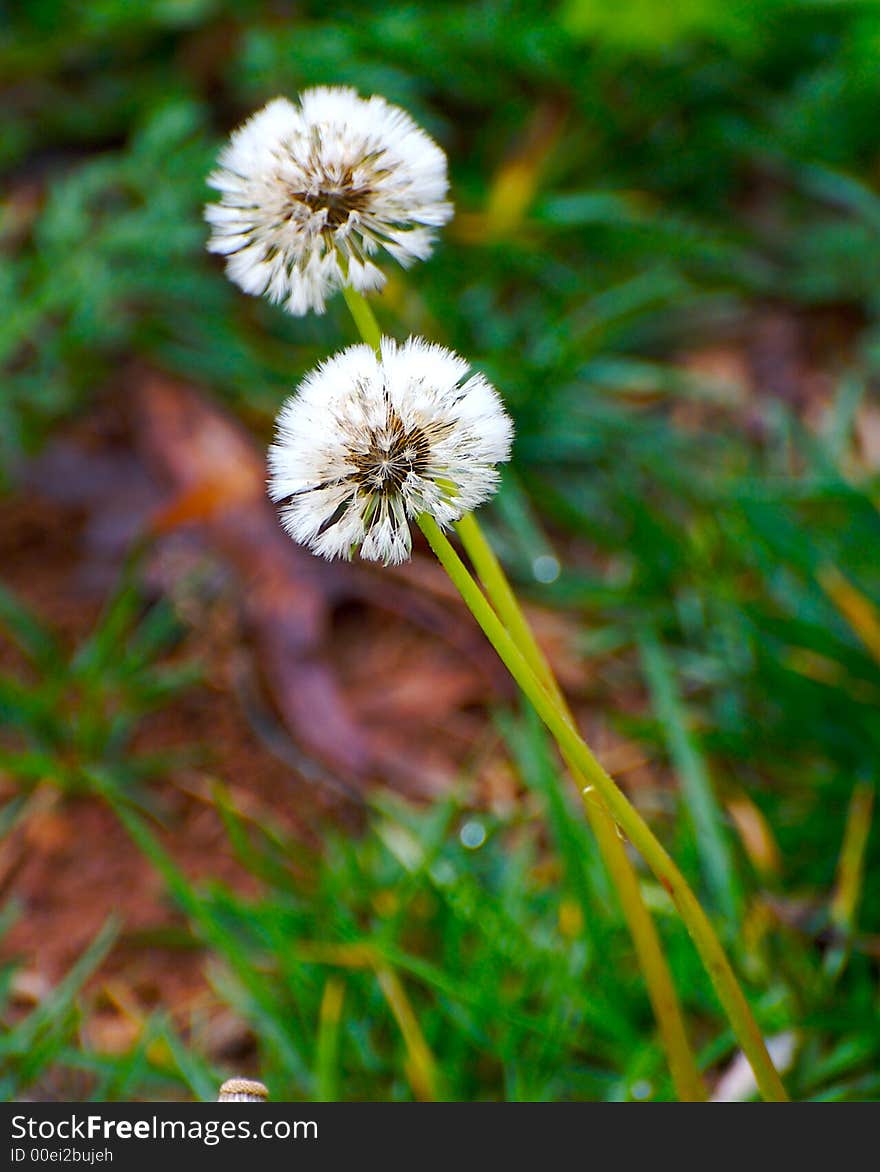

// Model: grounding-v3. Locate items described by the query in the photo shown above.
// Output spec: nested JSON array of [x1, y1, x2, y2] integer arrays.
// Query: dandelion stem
[[455, 511, 706, 1101], [419, 512, 788, 1103], [341, 284, 754, 1100], [342, 285, 382, 354], [344, 283, 704, 1098]]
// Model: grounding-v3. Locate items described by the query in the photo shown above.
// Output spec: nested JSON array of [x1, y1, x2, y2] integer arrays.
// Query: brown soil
[[0, 376, 609, 1088]]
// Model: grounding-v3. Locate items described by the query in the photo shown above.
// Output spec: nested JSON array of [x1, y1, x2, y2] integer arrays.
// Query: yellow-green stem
[[344, 283, 704, 1098], [419, 513, 788, 1103], [456, 512, 706, 1102], [340, 285, 759, 1100], [342, 284, 382, 353]]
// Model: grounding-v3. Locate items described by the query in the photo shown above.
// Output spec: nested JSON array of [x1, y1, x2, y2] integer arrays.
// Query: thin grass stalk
[[638, 626, 741, 929]]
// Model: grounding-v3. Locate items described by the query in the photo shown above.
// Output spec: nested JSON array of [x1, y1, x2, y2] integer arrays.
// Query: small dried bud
[[217, 1078, 269, 1102]]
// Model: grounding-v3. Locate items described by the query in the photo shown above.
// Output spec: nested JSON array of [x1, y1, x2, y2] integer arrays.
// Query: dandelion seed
[[268, 338, 513, 565], [205, 87, 452, 315]]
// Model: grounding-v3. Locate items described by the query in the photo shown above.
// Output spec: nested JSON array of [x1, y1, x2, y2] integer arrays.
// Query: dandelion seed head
[[268, 338, 513, 565], [205, 88, 452, 315]]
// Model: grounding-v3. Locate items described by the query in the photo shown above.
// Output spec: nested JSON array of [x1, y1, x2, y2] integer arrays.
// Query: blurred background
[[2, 0, 880, 1102]]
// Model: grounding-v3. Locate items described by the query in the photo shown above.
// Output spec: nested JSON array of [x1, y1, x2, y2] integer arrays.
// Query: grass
[[0, 572, 198, 798], [2, 0, 880, 1101], [101, 779, 720, 1103]]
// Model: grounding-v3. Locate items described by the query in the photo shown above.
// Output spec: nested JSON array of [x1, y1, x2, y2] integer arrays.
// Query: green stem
[[455, 512, 706, 1102], [342, 283, 764, 1100], [420, 513, 788, 1103], [342, 285, 382, 354], [343, 283, 704, 1098]]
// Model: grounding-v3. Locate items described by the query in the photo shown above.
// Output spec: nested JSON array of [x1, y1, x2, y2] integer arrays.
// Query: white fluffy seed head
[[205, 87, 453, 315], [268, 338, 513, 565]]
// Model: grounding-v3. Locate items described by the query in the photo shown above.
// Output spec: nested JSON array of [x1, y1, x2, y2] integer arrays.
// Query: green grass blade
[[638, 627, 741, 929]]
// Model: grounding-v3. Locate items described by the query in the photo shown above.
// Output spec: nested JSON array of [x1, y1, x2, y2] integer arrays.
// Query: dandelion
[[207, 83, 785, 1104], [205, 87, 452, 315], [268, 337, 513, 564]]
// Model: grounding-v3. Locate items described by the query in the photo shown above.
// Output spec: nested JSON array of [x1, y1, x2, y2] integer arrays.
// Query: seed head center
[[354, 419, 430, 493], [288, 164, 374, 228]]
